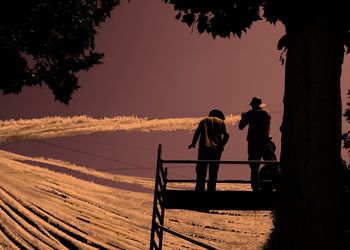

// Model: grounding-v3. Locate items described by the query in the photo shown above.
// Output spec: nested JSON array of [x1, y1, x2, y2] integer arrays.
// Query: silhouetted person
[[239, 97, 277, 191], [189, 109, 230, 192]]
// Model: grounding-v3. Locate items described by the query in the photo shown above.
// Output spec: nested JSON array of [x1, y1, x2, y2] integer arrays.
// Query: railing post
[[157, 145, 165, 249], [150, 144, 165, 249]]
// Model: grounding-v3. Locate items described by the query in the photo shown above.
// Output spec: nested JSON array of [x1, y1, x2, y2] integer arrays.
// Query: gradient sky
[[1, 0, 350, 179]]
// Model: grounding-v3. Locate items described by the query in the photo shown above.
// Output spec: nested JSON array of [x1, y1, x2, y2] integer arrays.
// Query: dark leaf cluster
[[0, 0, 120, 104], [166, 0, 264, 39], [165, 0, 350, 52]]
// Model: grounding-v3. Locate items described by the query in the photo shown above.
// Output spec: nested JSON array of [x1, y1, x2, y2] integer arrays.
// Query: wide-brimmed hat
[[249, 96, 266, 108]]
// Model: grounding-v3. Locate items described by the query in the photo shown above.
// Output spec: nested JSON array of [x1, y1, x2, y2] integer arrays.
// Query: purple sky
[[1, 0, 350, 180]]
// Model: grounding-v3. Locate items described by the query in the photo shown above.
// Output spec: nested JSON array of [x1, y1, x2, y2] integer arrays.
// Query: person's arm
[[188, 121, 202, 149], [261, 110, 271, 134], [238, 112, 249, 130], [220, 133, 229, 150], [218, 123, 230, 150]]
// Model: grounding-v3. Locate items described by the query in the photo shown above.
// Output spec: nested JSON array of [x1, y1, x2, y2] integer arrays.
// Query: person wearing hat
[[189, 109, 230, 192], [239, 97, 277, 191]]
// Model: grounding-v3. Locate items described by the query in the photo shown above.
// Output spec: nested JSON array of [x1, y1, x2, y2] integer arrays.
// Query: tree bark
[[274, 18, 344, 249]]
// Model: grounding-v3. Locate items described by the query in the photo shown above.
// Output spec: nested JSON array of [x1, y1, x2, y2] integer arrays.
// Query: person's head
[[209, 109, 225, 120], [249, 96, 265, 109]]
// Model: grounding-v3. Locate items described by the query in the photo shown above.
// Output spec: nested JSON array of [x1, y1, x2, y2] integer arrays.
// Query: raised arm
[[238, 112, 248, 130]]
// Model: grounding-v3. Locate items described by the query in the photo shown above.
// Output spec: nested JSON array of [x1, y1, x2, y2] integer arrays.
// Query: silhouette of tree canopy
[[0, 0, 120, 104], [165, 0, 350, 45], [165, 1, 350, 249]]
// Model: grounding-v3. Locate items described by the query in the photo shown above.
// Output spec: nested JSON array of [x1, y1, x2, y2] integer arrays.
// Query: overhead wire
[[0, 139, 191, 178], [30, 139, 153, 171]]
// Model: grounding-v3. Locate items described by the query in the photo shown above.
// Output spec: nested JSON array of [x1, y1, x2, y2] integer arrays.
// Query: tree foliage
[[165, 0, 263, 38], [0, 0, 120, 104], [165, 0, 350, 51]]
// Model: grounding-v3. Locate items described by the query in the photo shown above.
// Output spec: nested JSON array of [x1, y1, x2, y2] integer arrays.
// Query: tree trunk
[[274, 19, 344, 249]]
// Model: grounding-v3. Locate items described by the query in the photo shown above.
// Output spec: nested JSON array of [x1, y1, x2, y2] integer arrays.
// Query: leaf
[[175, 12, 182, 20], [277, 34, 288, 50], [182, 13, 195, 27], [197, 14, 208, 34]]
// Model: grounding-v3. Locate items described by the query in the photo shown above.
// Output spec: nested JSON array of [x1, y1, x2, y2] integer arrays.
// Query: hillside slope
[[0, 150, 272, 249]]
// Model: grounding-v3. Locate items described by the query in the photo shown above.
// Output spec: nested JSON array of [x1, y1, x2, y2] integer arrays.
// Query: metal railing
[[149, 144, 279, 250]]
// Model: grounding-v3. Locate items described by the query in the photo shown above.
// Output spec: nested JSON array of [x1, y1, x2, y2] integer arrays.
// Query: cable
[[31, 139, 197, 170], [30, 139, 153, 171], [0, 139, 197, 178], [53, 136, 155, 152]]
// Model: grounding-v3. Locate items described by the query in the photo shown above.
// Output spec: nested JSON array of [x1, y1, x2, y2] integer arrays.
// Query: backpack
[[259, 163, 280, 192]]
